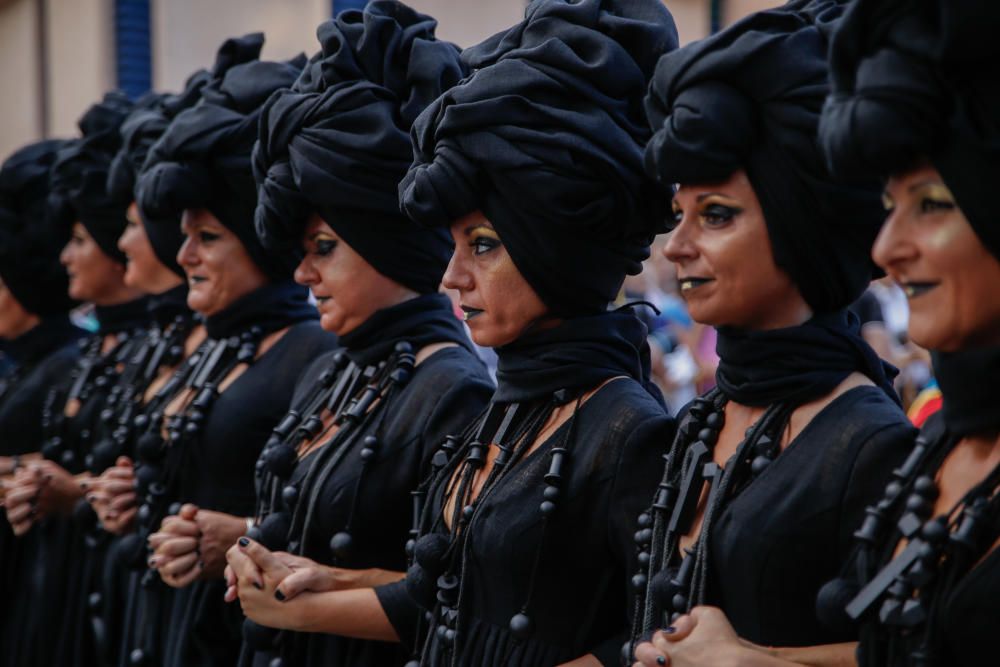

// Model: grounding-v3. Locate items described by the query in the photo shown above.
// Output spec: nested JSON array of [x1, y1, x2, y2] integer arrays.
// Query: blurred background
[[0, 0, 781, 158]]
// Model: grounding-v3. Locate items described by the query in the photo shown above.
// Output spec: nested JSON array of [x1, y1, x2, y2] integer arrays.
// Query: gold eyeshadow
[[697, 194, 741, 211], [469, 225, 501, 241], [913, 182, 956, 205]]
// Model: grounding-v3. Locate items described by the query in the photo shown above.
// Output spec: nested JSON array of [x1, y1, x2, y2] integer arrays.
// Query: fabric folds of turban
[[645, 0, 885, 313], [820, 0, 1000, 261], [0, 139, 78, 316], [137, 33, 307, 280], [399, 0, 678, 317], [254, 1, 465, 294], [48, 91, 134, 263]]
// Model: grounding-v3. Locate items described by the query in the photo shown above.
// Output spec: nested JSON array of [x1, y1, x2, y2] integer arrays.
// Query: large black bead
[[89, 438, 118, 474], [751, 456, 771, 476], [705, 412, 723, 429], [259, 512, 292, 550], [266, 444, 297, 479], [921, 517, 948, 544], [136, 432, 165, 463], [404, 562, 437, 608], [329, 531, 353, 560], [413, 534, 449, 574], [509, 612, 533, 640], [281, 485, 300, 510]]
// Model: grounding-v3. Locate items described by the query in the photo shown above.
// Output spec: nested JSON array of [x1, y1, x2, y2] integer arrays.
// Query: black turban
[[49, 91, 134, 263], [0, 139, 78, 316], [254, 1, 465, 294], [399, 0, 678, 317], [645, 0, 885, 314], [137, 33, 308, 280], [108, 63, 219, 277], [820, 0, 1000, 261]]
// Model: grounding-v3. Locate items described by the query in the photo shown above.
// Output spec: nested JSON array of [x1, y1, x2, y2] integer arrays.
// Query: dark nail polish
[[238, 537, 249, 547], [252, 581, 262, 590], [274, 589, 285, 602], [661, 626, 676, 635], [656, 657, 666, 666]]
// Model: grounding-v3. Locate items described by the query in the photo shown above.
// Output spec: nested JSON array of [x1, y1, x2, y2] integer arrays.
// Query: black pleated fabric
[[645, 0, 884, 313], [254, 1, 464, 294], [399, 0, 678, 316], [48, 92, 134, 263], [137, 34, 307, 280], [932, 346, 1000, 438], [820, 0, 1000, 261], [0, 139, 77, 316]]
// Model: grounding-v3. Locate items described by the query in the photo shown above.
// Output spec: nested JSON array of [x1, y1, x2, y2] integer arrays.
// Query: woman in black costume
[[1, 93, 153, 667], [629, 2, 917, 665], [224, 6, 493, 666], [227, 1, 677, 665], [0, 138, 87, 666], [129, 34, 337, 667], [634, 3, 1000, 666]]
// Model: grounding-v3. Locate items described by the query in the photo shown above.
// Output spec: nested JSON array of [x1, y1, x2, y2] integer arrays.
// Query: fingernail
[[274, 589, 285, 602], [657, 657, 666, 666], [252, 581, 262, 590], [661, 626, 676, 635], [238, 537, 249, 547], [147, 557, 157, 567]]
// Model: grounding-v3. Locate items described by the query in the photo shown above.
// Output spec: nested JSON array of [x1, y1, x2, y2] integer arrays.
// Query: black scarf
[[3, 316, 85, 367], [715, 310, 897, 407], [933, 346, 1000, 438], [338, 293, 474, 368], [95, 297, 150, 335], [204, 281, 316, 339], [146, 284, 192, 327], [494, 309, 657, 403]]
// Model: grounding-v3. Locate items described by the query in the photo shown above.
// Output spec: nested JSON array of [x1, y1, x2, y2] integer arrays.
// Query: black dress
[[2, 298, 149, 667], [706, 386, 915, 646], [159, 283, 337, 667], [243, 293, 495, 667], [378, 379, 673, 666], [0, 316, 85, 666]]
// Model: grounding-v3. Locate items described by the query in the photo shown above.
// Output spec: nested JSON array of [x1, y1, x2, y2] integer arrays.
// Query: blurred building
[[0, 0, 779, 158]]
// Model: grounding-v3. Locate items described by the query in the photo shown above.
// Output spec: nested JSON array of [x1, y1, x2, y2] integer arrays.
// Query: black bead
[[509, 612, 533, 639], [128, 649, 149, 666], [634, 528, 652, 545], [631, 573, 647, 591], [405, 539, 415, 557], [705, 412, 723, 429], [539, 500, 556, 515], [637, 512, 652, 528], [281, 485, 299, 509], [671, 593, 688, 611], [885, 481, 903, 500], [462, 505, 475, 522], [697, 428, 718, 445], [363, 435, 378, 449], [88, 591, 102, 610], [329, 531, 353, 560], [390, 368, 411, 384], [413, 534, 449, 573], [167, 502, 182, 516], [266, 444, 297, 479], [751, 456, 771, 476], [257, 512, 291, 550], [637, 551, 650, 566], [543, 486, 560, 501], [360, 448, 375, 462], [921, 517, 948, 544], [913, 475, 939, 499], [905, 494, 932, 517], [136, 504, 152, 524], [404, 661, 421, 667], [268, 658, 284, 667]]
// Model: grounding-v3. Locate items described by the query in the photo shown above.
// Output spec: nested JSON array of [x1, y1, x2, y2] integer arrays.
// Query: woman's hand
[[632, 607, 778, 667], [149, 504, 202, 588], [83, 456, 137, 534], [192, 508, 248, 577], [226, 537, 307, 630], [3, 461, 86, 535]]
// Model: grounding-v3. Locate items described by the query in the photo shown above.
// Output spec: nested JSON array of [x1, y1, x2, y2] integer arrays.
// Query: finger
[[158, 517, 200, 537], [274, 568, 325, 601], [224, 564, 236, 588], [178, 503, 199, 520], [4, 484, 40, 506], [109, 492, 137, 512], [159, 551, 199, 577], [652, 618, 693, 645], [154, 536, 198, 558], [237, 537, 288, 575], [115, 456, 133, 468], [632, 641, 670, 666], [226, 545, 264, 589], [103, 480, 135, 496], [6, 501, 35, 524], [224, 584, 239, 603], [162, 560, 202, 589]]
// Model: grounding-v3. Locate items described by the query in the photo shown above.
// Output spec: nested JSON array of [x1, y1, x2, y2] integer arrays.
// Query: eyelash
[[315, 240, 338, 257], [199, 231, 220, 243], [920, 197, 955, 214], [701, 204, 739, 226], [469, 237, 500, 256]]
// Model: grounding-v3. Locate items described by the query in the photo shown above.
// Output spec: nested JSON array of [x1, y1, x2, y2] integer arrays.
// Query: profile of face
[[0, 278, 39, 340], [442, 211, 549, 348], [177, 209, 268, 317], [874, 164, 1000, 351], [663, 169, 810, 330], [60, 222, 130, 304], [118, 203, 183, 295], [294, 215, 417, 336]]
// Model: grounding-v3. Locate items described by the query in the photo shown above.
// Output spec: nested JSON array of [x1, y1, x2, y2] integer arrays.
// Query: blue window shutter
[[115, 0, 152, 99], [332, 0, 368, 16]]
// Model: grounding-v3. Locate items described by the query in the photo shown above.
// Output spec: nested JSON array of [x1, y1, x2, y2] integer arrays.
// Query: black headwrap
[[820, 0, 1000, 261], [48, 91, 134, 263], [108, 64, 215, 277], [399, 0, 678, 317], [0, 139, 78, 317], [254, 1, 464, 294], [645, 0, 884, 313], [137, 33, 308, 280]]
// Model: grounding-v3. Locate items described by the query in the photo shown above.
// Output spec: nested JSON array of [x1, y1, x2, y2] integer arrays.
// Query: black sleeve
[[415, 361, 494, 474], [592, 410, 676, 666], [374, 578, 421, 650], [849, 291, 884, 328]]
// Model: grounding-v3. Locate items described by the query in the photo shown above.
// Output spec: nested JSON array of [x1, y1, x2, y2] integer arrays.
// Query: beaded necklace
[[404, 388, 583, 667], [629, 388, 796, 653]]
